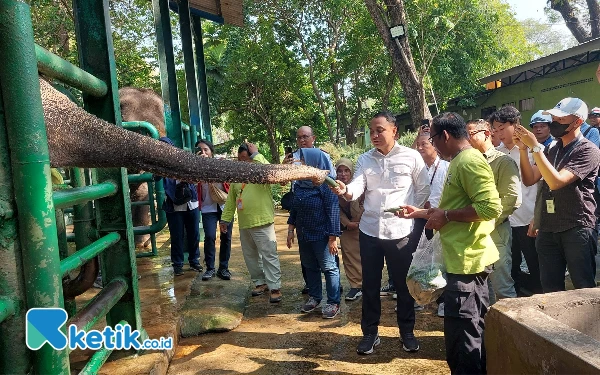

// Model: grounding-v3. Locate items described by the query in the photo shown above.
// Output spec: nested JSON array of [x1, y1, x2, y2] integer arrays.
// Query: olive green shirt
[[482, 147, 521, 226], [438, 148, 502, 274]]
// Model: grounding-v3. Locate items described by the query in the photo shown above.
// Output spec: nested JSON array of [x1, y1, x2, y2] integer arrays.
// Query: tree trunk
[[586, 0, 600, 39], [550, 0, 591, 43], [363, 0, 431, 130], [265, 117, 280, 164], [381, 68, 396, 110]]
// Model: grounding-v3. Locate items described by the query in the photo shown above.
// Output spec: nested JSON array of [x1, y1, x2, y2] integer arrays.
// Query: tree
[[521, 18, 578, 58], [547, 0, 600, 43]]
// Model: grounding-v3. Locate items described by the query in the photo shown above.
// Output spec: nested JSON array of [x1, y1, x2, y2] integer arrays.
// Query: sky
[[505, 0, 571, 35]]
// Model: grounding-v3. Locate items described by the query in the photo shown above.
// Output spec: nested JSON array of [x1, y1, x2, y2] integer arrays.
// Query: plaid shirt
[[288, 183, 341, 242]]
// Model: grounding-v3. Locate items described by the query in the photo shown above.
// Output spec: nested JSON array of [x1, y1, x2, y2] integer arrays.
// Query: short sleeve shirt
[[538, 135, 600, 232]]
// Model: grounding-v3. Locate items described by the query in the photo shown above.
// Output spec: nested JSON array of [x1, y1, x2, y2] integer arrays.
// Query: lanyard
[[552, 136, 581, 171], [429, 159, 440, 185], [240, 183, 246, 195]]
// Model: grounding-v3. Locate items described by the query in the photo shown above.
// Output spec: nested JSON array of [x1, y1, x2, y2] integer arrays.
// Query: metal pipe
[[77, 319, 127, 375], [0, 298, 15, 323], [35, 44, 107, 97], [68, 277, 128, 333], [192, 16, 212, 142], [0, 1, 69, 373], [133, 177, 166, 236], [122, 121, 159, 140], [60, 233, 120, 277], [127, 173, 154, 184], [53, 181, 118, 209], [178, 0, 200, 147], [56, 209, 77, 317]]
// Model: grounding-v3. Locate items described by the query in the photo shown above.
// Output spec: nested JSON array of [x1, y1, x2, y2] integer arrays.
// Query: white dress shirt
[[427, 156, 449, 208], [497, 143, 537, 227], [346, 143, 430, 240]]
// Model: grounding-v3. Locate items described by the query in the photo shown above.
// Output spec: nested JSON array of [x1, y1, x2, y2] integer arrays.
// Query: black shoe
[[202, 269, 215, 281], [301, 284, 309, 294], [190, 263, 203, 272], [357, 333, 380, 355], [174, 268, 184, 276], [216, 269, 231, 280], [401, 332, 420, 353], [345, 288, 363, 301]]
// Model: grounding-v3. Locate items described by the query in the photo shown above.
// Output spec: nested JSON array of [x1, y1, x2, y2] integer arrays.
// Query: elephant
[[40, 77, 328, 185], [119, 87, 166, 248]]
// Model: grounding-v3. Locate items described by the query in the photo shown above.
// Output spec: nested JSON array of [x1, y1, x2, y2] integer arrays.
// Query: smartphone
[[285, 146, 293, 157], [421, 119, 431, 129]]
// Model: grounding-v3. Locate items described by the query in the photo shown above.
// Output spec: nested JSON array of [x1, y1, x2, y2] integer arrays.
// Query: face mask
[[549, 120, 574, 138]]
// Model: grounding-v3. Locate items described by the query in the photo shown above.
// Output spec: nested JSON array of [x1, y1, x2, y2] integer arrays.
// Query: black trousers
[[444, 268, 491, 375], [511, 225, 543, 295], [359, 231, 415, 335]]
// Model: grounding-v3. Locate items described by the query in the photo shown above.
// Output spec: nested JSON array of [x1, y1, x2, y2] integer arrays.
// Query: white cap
[[529, 110, 552, 126], [543, 97, 588, 120]]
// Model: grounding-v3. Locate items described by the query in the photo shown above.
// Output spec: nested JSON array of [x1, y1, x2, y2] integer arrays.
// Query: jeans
[[536, 226, 598, 292], [488, 221, 516, 301], [166, 208, 200, 269], [202, 207, 233, 271], [298, 237, 340, 305], [511, 225, 543, 295], [359, 231, 415, 335]]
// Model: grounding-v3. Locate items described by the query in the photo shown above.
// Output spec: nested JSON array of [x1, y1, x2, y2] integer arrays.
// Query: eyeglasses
[[428, 132, 442, 144], [468, 129, 486, 137], [296, 135, 313, 141], [589, 113, 600, 118]]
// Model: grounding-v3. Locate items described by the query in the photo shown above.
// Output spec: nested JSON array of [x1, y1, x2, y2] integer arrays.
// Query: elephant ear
[[39, 77, 329, 185]]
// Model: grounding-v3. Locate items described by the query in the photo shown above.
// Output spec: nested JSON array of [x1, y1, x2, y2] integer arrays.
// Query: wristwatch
[[531, 144, 543, 153]]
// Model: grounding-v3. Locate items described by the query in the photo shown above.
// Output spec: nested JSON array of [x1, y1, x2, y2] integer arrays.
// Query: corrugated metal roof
[[189, 0, 243, 26]]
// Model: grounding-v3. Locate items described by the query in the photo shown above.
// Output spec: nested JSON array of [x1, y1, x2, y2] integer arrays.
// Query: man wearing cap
[[580, 110, 600, 147], [514, 97, 600, 293], [530, 110, 553, 148], [586, 107, 600, 129]]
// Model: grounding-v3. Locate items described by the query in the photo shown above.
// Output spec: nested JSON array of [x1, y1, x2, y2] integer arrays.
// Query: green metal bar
[[127, 172, 154, 184], [0, 1, 69, 373], [133, 177, 166, 236], [178, 0, 199, 148], [73, 0, 142, 332], [146, 178, 158, 256], [35, 44, 107, 97], [60, 232, 120, 277], [123, 121, 159, 139], [192, 16, 212, 142], [53, 181, 118, 209], [68, 278, 127, 333], [56, 209, 77, 317], [152, 0, 184, 148], [0, 298, 15, 323], [78, 320, 127, 375]]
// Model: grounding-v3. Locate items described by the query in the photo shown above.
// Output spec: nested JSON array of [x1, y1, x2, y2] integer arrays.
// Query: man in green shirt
[[220, 143, 282, 303], [399, 113, 502, 374], [467, 119, 521, 302]]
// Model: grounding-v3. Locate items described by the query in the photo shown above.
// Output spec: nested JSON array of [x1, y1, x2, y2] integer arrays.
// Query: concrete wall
[[486, 288, 600, 374]]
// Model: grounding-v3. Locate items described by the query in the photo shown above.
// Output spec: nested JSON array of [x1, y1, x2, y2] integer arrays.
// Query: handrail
[[127, 174, 167, 237], [0, 298, 15, 324], [60, 233, 121, 277], [122, 121, 160, 139], [53, 182, 118, 209], [68, 278, 128, 333], [35, 44, 108, 97], [78, 320, 127, 375]]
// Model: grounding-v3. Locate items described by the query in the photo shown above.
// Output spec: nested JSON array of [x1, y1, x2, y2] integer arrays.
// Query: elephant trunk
[[40, 78, 328, 185]]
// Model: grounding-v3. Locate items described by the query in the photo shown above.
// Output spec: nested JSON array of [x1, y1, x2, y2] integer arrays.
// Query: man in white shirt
[[491, 106, 542, 295], [331, 111, 430, 355], [415, 133, 449, 208]]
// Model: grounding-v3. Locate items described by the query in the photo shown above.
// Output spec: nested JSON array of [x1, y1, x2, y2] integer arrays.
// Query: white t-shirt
[[427, 156, 449, 208]]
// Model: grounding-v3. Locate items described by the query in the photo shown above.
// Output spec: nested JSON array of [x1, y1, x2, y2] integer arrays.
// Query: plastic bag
[[406, 231, 446, 305]]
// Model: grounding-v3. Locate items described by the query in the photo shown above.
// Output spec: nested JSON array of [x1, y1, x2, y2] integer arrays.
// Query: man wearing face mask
[[514, 97, 600, 293]]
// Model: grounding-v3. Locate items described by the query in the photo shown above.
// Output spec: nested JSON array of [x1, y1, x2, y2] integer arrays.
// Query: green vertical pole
[[178, 0, 200, 147], [72, 0, 142, 332], [152, 0, 184, 148], [192, 16, 212, 142], [0, 79, 31, 375], [56, 208, 77, 317], [0, 1, 69, 373]]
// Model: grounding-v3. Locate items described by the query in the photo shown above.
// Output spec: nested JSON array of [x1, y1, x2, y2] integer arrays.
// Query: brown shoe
[[269, 289, 282, 303], [251, 284, 269, 296]]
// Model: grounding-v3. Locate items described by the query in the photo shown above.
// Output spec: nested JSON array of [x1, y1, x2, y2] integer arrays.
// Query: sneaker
[[216, 269, 232, 280], [270, 289, 282, 303], [189, 263, 203, 272], [322, 303, 340, 319], [202, 269, 215, 281], [356, 333, 380, 355], [301, 297, 321, 313], [380, 284, 395, 296], [173, 268, 184, 277], [301, 284, 309, 294], [437, 302, 445, 317], [252, 284, 269, 296], [401, 332, 420, 352], [345, 288, 363, 301], [414, 302, 424, 311], [392, 293, 397, 300]]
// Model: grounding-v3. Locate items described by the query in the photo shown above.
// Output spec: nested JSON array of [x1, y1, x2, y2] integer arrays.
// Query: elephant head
[[40, 78, 328, 185]]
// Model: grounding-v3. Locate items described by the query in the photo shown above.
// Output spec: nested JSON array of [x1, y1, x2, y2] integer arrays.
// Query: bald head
[[296, 126, 316, 148]]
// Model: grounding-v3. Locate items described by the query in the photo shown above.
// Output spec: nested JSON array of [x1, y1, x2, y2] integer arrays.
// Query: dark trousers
[[444, 268, 491, 375], [166, 208, 200, 268], [359, 231, 414, 335], [536, 226, 598, 292], [511, 225, 543, 295], [202, 207, 233, 271], [385, 219, 427, 290]]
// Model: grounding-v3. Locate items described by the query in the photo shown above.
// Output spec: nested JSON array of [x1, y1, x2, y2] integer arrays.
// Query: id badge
[[546, 199, 555, 214], [236, 197, 244, 210]]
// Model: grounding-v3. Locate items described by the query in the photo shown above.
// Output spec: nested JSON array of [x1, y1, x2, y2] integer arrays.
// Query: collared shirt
[[482, 147, 521, 225], [541, 136, 553, 147], [345, 143, 430, 240], [497, 143, 537, 227], [427, 156, 449, 208], [581, 123, 600, 147]]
